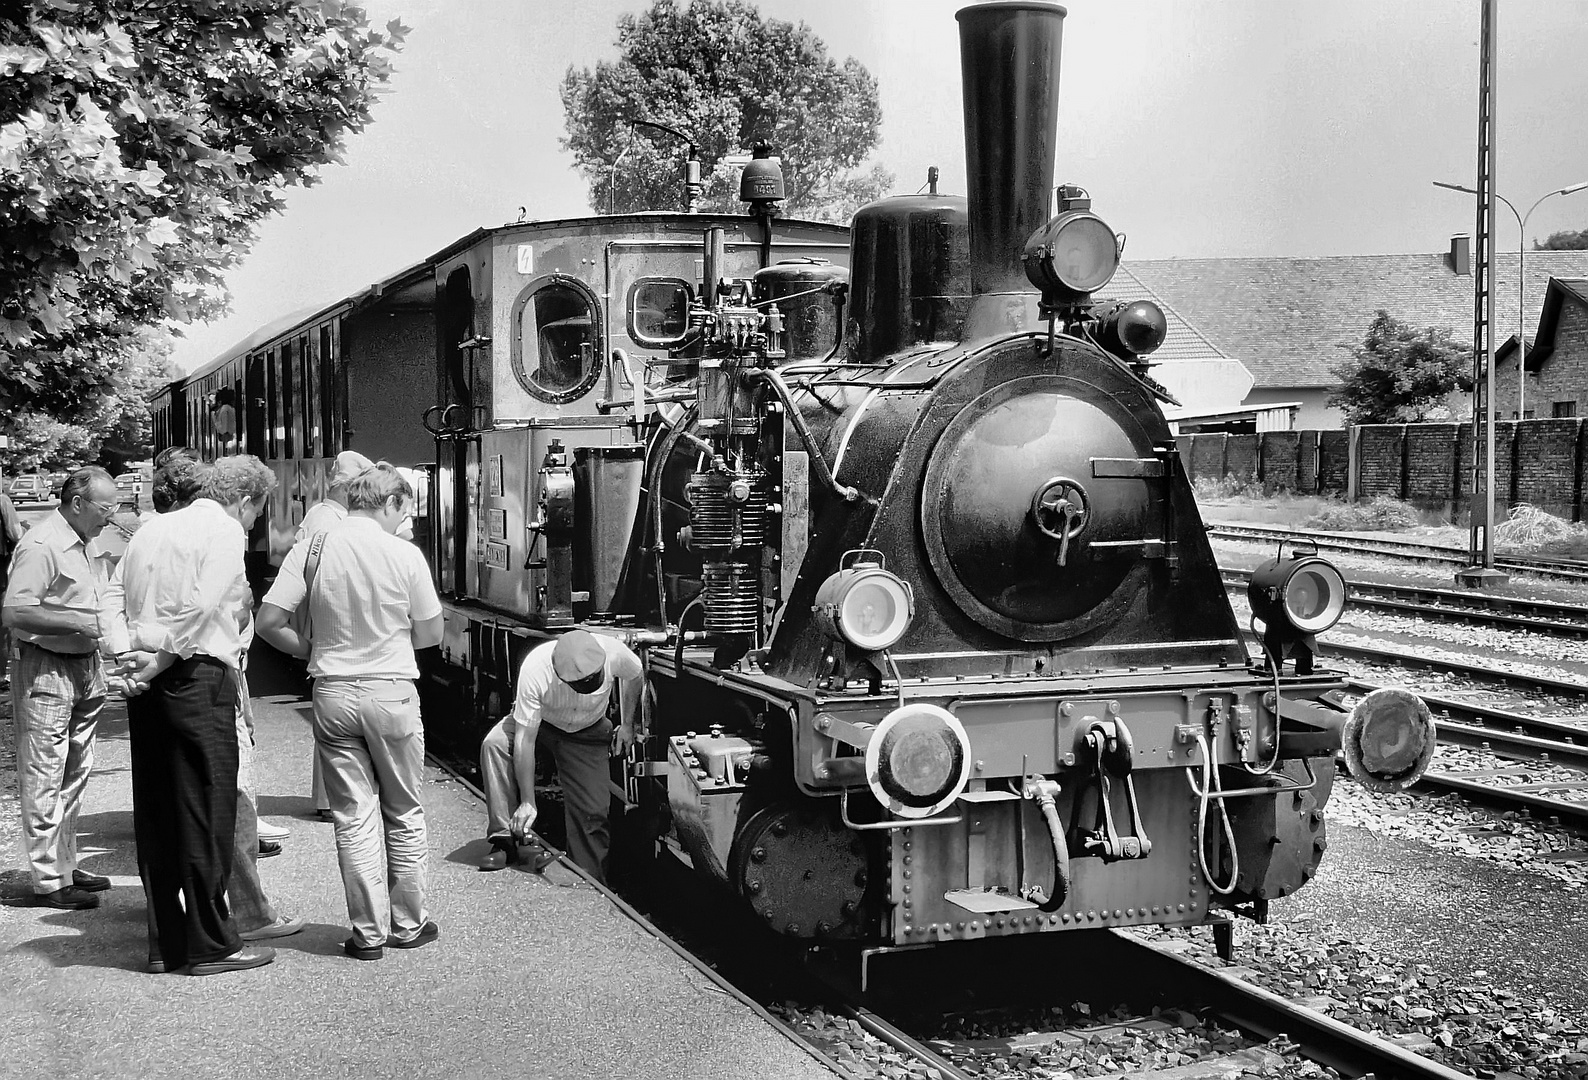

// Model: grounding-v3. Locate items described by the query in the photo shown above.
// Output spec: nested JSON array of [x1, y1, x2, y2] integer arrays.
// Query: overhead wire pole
[[1456, 0, 1508, 589]]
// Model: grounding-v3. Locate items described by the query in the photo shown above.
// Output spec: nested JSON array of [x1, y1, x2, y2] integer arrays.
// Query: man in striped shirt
[[478, 631, 642, 882]]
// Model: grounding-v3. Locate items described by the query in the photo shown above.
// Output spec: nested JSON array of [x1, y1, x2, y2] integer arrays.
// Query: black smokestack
[[956, 1, 1066, 338]]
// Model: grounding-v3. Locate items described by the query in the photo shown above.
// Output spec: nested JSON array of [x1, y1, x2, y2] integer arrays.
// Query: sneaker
[[240, 915, 304, 941], [256, 819, 291, 842], [258, 839, 282, 858], [34, 886, 100, 910], [388, 921, 439, 950]]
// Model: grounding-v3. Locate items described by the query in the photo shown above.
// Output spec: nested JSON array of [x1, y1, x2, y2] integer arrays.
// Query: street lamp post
[[1434, 180, 1588, 419]]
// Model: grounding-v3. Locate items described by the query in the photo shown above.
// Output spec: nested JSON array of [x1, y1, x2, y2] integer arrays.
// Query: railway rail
[[428, 749, 1470, 1080], [1208, 523, 1588, 583], [845, 931, 1473, 1080], [1222, 568, 1588, 638]]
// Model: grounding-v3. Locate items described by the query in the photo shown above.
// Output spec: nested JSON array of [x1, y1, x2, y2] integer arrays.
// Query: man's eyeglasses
[[83, 499, 118, 515], [564, 669, 606, 695]]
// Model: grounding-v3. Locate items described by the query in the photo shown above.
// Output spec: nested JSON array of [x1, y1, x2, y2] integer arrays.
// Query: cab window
[[626, 278, 691, 347], [510, 276, 602, 404]]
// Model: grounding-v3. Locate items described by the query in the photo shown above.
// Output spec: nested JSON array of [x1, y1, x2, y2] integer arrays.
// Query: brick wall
[[1189, 434, 1226, 480], [1318, 430, 1349, 492], [1494, 420, 1517, 505], [1514, 419, 1580, 515], [1175, 435, 1195, 479], [1404, 424, 1460, 505], [1225, 434, 1259, 483], [1259, 431, 1300, 492], [1184, 422, 1588, 518], [1297, 430, 1320, 492], [1355, 425, 1406, 499]]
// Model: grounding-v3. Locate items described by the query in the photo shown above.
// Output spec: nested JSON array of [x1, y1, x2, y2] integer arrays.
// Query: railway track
[[845, 930, 1473, 1080], [1209, 523, 1588, 583], [1222, 568, 1588, 638], [430, 745, 1475, 1080]]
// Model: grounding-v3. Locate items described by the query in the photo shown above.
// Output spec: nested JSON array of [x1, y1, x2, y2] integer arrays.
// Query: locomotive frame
[[154, 0, 1435, 963]]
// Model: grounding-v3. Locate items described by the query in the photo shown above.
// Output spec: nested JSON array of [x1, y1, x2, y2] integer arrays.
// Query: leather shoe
[[34, 885, 100, 909], [189, 946, 275, 976], [240, 915, 304, 941], [72, 869, 112, 892], [343, 937, 383, 961], [256, 819, 291, 842], [145, 958, 182, 974], [258, 839, 282, 858], [479, 841, 514, 871], [388, 920, 439, 950]]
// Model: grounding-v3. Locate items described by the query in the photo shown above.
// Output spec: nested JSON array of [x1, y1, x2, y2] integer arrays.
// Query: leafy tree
[[1, 0, 406, 473], [5, 327, 176, 474], [1535, 228, 1588, 251], [560, 0, 892, 222], [1330, 310, 1473, 424]]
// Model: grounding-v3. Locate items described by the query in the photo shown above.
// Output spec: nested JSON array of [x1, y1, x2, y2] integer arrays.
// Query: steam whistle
[[1071, 718, 1152, 862], [528, 438, 575, 627]]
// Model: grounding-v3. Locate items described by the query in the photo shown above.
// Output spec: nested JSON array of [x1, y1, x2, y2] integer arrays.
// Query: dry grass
[[1494, 504, 1588, 558], [1302, 496, 1422, 532]]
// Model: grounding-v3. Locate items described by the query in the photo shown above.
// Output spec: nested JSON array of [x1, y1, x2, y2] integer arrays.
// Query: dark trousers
[[128, 656, 243, 965]]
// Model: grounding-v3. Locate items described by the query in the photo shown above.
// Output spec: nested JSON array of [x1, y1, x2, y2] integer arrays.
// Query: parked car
[[8, 474, 52, 502]]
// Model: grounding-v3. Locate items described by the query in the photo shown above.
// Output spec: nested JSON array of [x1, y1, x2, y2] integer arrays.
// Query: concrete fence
[[1176, 419, 1588, 521]]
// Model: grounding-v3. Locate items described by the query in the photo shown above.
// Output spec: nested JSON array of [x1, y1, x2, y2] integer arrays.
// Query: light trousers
[[12, 643, 104, 894], [312, 677, 428, 948]]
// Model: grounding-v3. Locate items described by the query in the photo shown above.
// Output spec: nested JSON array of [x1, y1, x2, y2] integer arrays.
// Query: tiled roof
[[1093, 266, 1229, 363], [1116, 251, 1588, 390]]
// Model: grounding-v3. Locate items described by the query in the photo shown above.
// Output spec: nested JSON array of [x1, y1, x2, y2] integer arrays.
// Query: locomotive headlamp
[[1022, 211, 1120, 300], [1247, 547, 1348, 676], [865, 703, 973, 818], [812, 555, 914, 652]]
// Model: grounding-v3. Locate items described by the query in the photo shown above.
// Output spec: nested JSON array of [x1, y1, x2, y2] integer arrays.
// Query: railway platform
[[0, 653, 837, 1080]]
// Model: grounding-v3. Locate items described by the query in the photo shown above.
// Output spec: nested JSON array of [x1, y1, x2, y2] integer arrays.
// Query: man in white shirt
[[2, 467, 120, 910], [257, 463, 444, 961], [477, 631, 643, 883], [294, 449, 373, 818], [296, 449, 373, 542], [118, 455, 278, 976]]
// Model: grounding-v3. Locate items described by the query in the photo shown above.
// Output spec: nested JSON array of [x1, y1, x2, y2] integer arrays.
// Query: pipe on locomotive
[[957, 0, 1067, 341]]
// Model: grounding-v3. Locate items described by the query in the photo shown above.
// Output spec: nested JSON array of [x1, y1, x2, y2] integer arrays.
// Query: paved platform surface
[[0, 680, 836, 1080]]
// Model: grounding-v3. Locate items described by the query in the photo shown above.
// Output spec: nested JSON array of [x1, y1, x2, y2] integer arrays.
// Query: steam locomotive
[[154, 1, 1436, 956]]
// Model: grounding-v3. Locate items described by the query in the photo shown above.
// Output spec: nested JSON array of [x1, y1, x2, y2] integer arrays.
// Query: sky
[[167, 0, 1588, 373]]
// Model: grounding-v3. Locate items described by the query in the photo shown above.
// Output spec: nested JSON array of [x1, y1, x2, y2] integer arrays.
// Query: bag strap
[[301, 530, 328, 642]]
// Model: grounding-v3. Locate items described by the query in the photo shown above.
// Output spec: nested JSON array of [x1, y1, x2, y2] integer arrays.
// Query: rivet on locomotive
[[474, 2, 1440, 948]]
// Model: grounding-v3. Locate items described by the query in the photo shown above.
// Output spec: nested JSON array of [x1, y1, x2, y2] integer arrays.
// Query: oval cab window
[[511, 275, 602, 404]]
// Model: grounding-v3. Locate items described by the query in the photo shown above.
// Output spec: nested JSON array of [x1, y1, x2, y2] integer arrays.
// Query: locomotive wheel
[[727, 803, 869, 939]]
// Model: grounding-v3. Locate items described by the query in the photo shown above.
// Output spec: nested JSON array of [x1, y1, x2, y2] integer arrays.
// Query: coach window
[[266, 348, 279, 458], [510, 275, 602, 404], [281, 339, 296, 458]]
